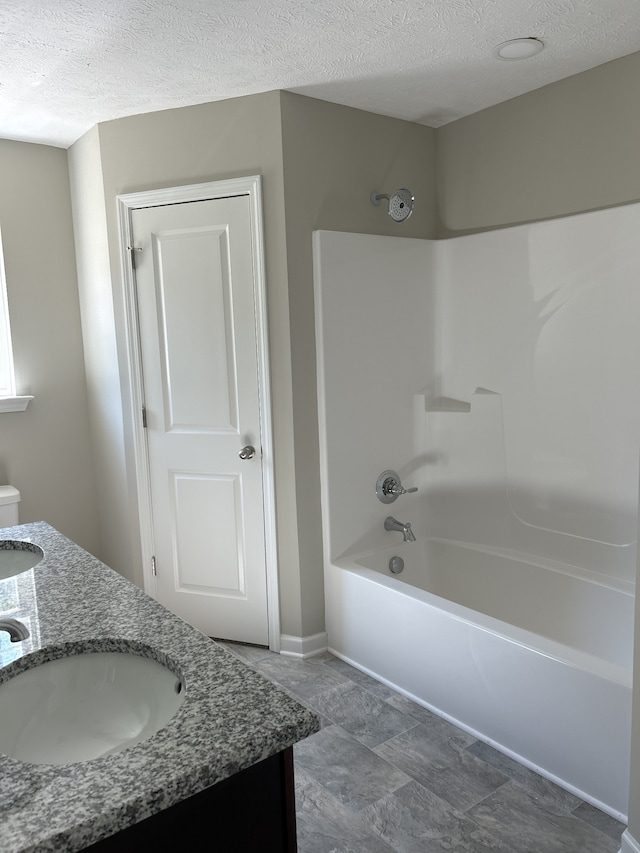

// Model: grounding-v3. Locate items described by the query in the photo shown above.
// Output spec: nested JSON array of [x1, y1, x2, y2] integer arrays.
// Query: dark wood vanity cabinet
[[85, 747, 297, 852]]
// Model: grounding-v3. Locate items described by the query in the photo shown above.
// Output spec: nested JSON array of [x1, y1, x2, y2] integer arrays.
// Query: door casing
[[116, 176, 280, 651]]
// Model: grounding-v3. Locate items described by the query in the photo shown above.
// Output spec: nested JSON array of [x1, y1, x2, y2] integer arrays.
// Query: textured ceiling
[[2, 0, 640, 148]]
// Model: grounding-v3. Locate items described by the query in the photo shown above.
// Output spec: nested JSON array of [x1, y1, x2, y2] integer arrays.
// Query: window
[[0, 228, 32, 412]]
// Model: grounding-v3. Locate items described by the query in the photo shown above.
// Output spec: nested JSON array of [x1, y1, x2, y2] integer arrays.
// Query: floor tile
[[253, 654, 352, 701], [375, 722, 508, 811], [294, 724, 410, 812], [466, 740, 583, 814], [305, 682, 419, 747], [307, 651, 339, 664], [216, 639, 274, 664], [295, 769, 396, 853], [234, 645, 626, 852], [362, 779, 515, 853], [323, 656, 399, 701], [571, 801, 626, 842], [384, 692, 451, 725], [467, 780, 621, 853], [384, 701, 478, 750], [373, 715, 476, 777]]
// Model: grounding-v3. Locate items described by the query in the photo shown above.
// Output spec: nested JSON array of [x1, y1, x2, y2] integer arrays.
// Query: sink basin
[[0, 650, 185, 764], [0, 541, 43, 579]]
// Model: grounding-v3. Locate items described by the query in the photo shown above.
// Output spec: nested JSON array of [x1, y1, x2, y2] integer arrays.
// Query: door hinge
[[142, 405, 147, 428], [127, 245, 143, 268], [151, 555, 157, 576]]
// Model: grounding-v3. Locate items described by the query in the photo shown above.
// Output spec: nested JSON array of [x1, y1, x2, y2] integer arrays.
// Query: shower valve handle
[[376, 470, 418, 504], [390, 484, 418, 496]]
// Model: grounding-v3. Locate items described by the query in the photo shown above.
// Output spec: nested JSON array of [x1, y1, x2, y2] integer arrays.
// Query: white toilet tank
[[0, 486, 20, 528]]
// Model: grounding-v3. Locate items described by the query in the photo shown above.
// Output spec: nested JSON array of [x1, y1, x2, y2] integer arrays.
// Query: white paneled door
[[130, 193, 269, 644]]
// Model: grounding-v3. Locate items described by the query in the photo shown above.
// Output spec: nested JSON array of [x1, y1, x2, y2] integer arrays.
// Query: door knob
[[239, 445, 256, 460]]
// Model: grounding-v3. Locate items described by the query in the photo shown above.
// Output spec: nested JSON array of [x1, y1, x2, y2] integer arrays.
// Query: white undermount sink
[[0, 540, 44, 579], [0, 649, 185, 764]]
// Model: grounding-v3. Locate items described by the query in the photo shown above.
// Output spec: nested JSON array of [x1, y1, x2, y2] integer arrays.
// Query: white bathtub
[[324, 537, 633, 819]]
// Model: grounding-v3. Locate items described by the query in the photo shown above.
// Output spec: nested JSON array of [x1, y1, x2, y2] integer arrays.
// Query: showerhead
[[370, 188, 415, 222]]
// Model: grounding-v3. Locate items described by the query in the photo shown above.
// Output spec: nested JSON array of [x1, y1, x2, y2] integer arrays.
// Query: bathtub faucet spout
[[384, 516, 416, 542]]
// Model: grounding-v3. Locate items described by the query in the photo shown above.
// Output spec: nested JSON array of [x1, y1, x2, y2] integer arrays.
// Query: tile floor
[[220, 641, 625, 853]]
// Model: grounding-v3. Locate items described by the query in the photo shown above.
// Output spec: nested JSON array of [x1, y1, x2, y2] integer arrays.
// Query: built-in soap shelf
[[423, 386, 499, 413], [425, 396, 471, 413]]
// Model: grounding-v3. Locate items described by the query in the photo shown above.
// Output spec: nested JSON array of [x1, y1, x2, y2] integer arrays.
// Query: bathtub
[[324, 537, 633, 819]]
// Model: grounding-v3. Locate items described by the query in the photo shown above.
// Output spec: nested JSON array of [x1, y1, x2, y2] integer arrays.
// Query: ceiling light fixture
[[495, 38, 545, 61]]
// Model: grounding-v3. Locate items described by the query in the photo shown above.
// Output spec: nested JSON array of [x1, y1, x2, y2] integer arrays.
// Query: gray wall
[[436, 50, 640, 236], [68, 127, 134, 579], [280, 92, 436, 636], [0, 139, 99, 553]]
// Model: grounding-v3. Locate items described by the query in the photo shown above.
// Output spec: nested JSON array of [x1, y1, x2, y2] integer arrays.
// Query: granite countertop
[[0, 522, 320, 852]]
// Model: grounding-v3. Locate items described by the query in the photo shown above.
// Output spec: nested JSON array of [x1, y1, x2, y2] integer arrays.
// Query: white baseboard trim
[[279, 632, 328, 658], [620, 829, 639, 853]]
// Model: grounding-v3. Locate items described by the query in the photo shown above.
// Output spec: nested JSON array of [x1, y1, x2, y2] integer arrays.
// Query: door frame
[[116, 176, 281, 651]]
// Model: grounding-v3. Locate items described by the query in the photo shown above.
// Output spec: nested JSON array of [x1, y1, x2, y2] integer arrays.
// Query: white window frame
[[0, 228, 32, 412]]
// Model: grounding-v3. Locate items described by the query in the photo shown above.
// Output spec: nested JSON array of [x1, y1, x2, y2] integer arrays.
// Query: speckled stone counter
[[0, 522, 320, 852]]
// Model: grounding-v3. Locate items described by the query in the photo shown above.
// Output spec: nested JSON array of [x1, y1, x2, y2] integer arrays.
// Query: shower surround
[[313, 203, 640, 820]]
